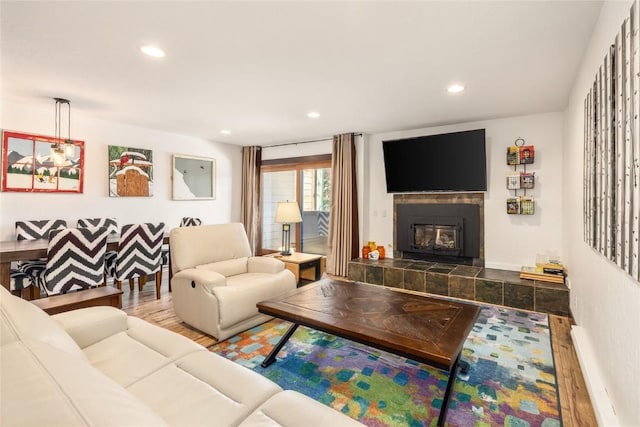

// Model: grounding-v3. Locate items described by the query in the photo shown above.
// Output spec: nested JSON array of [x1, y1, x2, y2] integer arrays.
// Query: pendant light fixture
[[51, 97, 73, 165]]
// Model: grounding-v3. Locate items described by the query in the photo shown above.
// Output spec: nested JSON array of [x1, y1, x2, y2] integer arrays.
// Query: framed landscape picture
[[1, 130, 85, 193], [108, 145, 153, 197], [172, 154, 216, 200]]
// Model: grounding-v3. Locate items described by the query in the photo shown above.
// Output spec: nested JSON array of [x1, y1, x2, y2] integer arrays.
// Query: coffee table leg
[[261, 323, 300, 368], [437, 354, 461, 427]]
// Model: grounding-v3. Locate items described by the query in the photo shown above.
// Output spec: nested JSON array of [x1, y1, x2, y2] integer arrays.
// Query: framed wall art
[[1, 130, 84, 193], [172, 154, 216, 200], [108, 145, 153, 197]]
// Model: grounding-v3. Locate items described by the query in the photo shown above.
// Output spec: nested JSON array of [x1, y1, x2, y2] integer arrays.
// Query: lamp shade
[[275, 201, 302, 224]]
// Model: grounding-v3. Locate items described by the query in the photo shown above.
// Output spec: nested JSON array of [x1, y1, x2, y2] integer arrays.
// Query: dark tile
[[383, 259, 415, 268], [404, 270, 426, 293], [384, 267, 404, 289], [535, 287, 569, 316], [477, 268, 521, 283], [425, 272, 448, 296], [365, 265, 383, 286], [405, 261, 435, 271], [347, 262, 365, 282], [449, 276, 475, 300], [475, 279, 503, 305], [504, 282, 534, 311], [534, 280, 568, 290], [451, 265, 482, 278], [429, 264, 456, 274]]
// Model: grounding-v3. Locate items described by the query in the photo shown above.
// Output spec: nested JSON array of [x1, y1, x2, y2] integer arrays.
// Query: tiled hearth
[[347, 258, 569, 317]]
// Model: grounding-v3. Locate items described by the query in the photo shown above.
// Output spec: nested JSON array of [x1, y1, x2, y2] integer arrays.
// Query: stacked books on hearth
[[520, 263, 566, 284]]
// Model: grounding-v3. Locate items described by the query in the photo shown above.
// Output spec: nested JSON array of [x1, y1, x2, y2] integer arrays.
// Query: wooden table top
[[257, 279, 480, 371], [263, 252, 323, 264]]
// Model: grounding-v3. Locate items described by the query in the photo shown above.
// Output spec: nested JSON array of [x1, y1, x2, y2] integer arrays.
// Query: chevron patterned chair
[[77, 217, 119, 285], [162, 217, 202, 290], [110, 223, 165, 299], [15, 219, 67, 297], [42, 227, 110, 296], [9, 270, 35, 300]]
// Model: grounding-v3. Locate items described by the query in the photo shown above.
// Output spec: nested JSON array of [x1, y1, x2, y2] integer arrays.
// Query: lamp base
[[280, 250, 292, 256]]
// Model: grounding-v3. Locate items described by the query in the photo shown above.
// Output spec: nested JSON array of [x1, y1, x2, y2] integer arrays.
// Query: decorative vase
[[362, 246, 371, 259], [377, 246, 386, 260]]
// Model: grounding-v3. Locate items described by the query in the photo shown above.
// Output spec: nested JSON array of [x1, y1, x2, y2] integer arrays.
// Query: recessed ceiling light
[[447, 84, 465, 94], [140, 45, 165, 58], [307, 111, 320, 119], [220, 129, 231, 135]]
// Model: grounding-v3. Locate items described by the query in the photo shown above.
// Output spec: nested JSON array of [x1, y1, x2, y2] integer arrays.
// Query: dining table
[[0, 233, 170, 293]]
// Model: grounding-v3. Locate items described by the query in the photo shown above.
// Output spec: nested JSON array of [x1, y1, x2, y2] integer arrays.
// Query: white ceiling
[[1, 1, 603, 146]]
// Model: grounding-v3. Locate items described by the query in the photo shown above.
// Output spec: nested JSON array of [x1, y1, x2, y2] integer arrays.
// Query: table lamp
[[275, 201, 302, 256]]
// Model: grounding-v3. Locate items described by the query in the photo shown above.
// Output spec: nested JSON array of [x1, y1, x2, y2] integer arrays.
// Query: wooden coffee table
[[257, 278, 480, 426]]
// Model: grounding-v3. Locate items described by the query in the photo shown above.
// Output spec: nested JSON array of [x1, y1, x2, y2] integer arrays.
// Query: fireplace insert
[[396, 203, 480, 264]]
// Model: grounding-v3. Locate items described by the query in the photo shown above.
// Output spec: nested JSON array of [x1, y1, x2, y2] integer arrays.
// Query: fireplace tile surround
[[347, 258, 569, 317]]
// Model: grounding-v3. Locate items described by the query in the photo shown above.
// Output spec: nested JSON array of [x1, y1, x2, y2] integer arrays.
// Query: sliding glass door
[[260, 156, 331, 255]]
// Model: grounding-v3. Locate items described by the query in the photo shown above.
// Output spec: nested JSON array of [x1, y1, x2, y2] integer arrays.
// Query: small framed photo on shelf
[[507, 198, 520, 214], [519, 145, 535, 164], [506, 174, 521, 189], [520, 172, 535, 189]]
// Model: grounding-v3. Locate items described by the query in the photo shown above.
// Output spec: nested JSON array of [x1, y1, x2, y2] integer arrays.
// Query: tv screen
[[382, 129, 487, 193]]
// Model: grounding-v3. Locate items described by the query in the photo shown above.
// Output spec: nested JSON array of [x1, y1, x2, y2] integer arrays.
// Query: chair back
[[170, 223, 251, 274], [44, 227, 110, 295], [180, 217, 202, 227], [16, 219, 67, 240], [77, 218, 119, 234], [115, 223, 165, 280]]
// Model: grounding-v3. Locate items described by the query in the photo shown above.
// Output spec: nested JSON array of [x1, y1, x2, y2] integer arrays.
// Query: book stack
[[520, 264, 566, 284]]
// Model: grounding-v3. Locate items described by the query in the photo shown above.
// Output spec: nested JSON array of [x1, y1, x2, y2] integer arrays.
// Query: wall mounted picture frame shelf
[[506, 138, 535, 215]]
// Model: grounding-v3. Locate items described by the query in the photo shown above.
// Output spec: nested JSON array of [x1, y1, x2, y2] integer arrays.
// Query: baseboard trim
[[571, 325, 619, 427]]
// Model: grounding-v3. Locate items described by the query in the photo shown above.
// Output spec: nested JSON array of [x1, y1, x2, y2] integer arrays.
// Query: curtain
[[241, 146, 262, 254], [327, 133, 359, 276], [584, 0, 640, 280]]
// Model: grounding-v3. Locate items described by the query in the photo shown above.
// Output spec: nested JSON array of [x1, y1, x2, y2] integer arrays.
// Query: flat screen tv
[[382, 129, 487, 193]]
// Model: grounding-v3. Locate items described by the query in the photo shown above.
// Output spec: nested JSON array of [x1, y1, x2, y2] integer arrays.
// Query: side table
[[264, 252, 325, 285], [31, 286, 123, 315]]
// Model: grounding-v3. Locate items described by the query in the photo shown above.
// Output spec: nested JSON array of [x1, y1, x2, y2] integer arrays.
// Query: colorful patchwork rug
[[212, 305, 561, 427]]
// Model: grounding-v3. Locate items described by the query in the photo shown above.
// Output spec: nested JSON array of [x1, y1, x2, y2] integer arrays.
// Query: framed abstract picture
[[108, 145, 153, 197], [1, 130, 84, 193], [172, 154, 216, 200]]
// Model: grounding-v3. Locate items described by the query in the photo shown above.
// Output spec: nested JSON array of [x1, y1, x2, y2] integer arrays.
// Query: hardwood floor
[[121, 275, 597, 426]]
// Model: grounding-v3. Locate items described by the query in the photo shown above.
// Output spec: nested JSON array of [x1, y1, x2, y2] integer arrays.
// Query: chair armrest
[[52, 306, 128, 349], [172, 268, 226, 293], [247, 257, 285, 274]]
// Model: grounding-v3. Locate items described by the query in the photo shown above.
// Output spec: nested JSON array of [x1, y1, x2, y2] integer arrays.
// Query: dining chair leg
[[155, 271, 162, 299], [138, 275, 147, 291], [129, 278, 135, 291], [116, 280, 122, 290]]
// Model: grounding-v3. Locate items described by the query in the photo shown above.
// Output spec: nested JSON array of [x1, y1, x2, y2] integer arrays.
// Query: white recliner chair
[[170, 222, 296, 340]]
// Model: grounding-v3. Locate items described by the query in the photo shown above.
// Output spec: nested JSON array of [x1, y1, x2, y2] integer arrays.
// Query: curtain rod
[[263, 133, 363, 148]]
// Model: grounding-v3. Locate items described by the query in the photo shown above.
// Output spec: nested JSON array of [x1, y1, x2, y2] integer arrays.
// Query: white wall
[[0, 101, 242, 239], [563, 1, 640, 425], [365, 112, 564, 270]]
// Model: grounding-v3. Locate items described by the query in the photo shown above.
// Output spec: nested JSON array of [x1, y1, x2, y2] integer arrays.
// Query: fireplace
[[395, 199, 482, 266]]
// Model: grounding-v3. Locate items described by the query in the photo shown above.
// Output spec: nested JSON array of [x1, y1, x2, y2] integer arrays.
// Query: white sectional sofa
[[0, 286, 363, 426]]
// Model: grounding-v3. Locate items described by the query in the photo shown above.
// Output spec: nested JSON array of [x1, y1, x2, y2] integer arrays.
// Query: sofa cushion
[[82, 316, 204, 387], [1, 340, 167, 426], [196, 257, 249, 277], [53, 306, 129, 349], [240, 390, 365, 427], [214, 271, 296, 329], [128, 350, 282, 426], [0, 286, 85, 360], [170, 223, 252, 272]]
